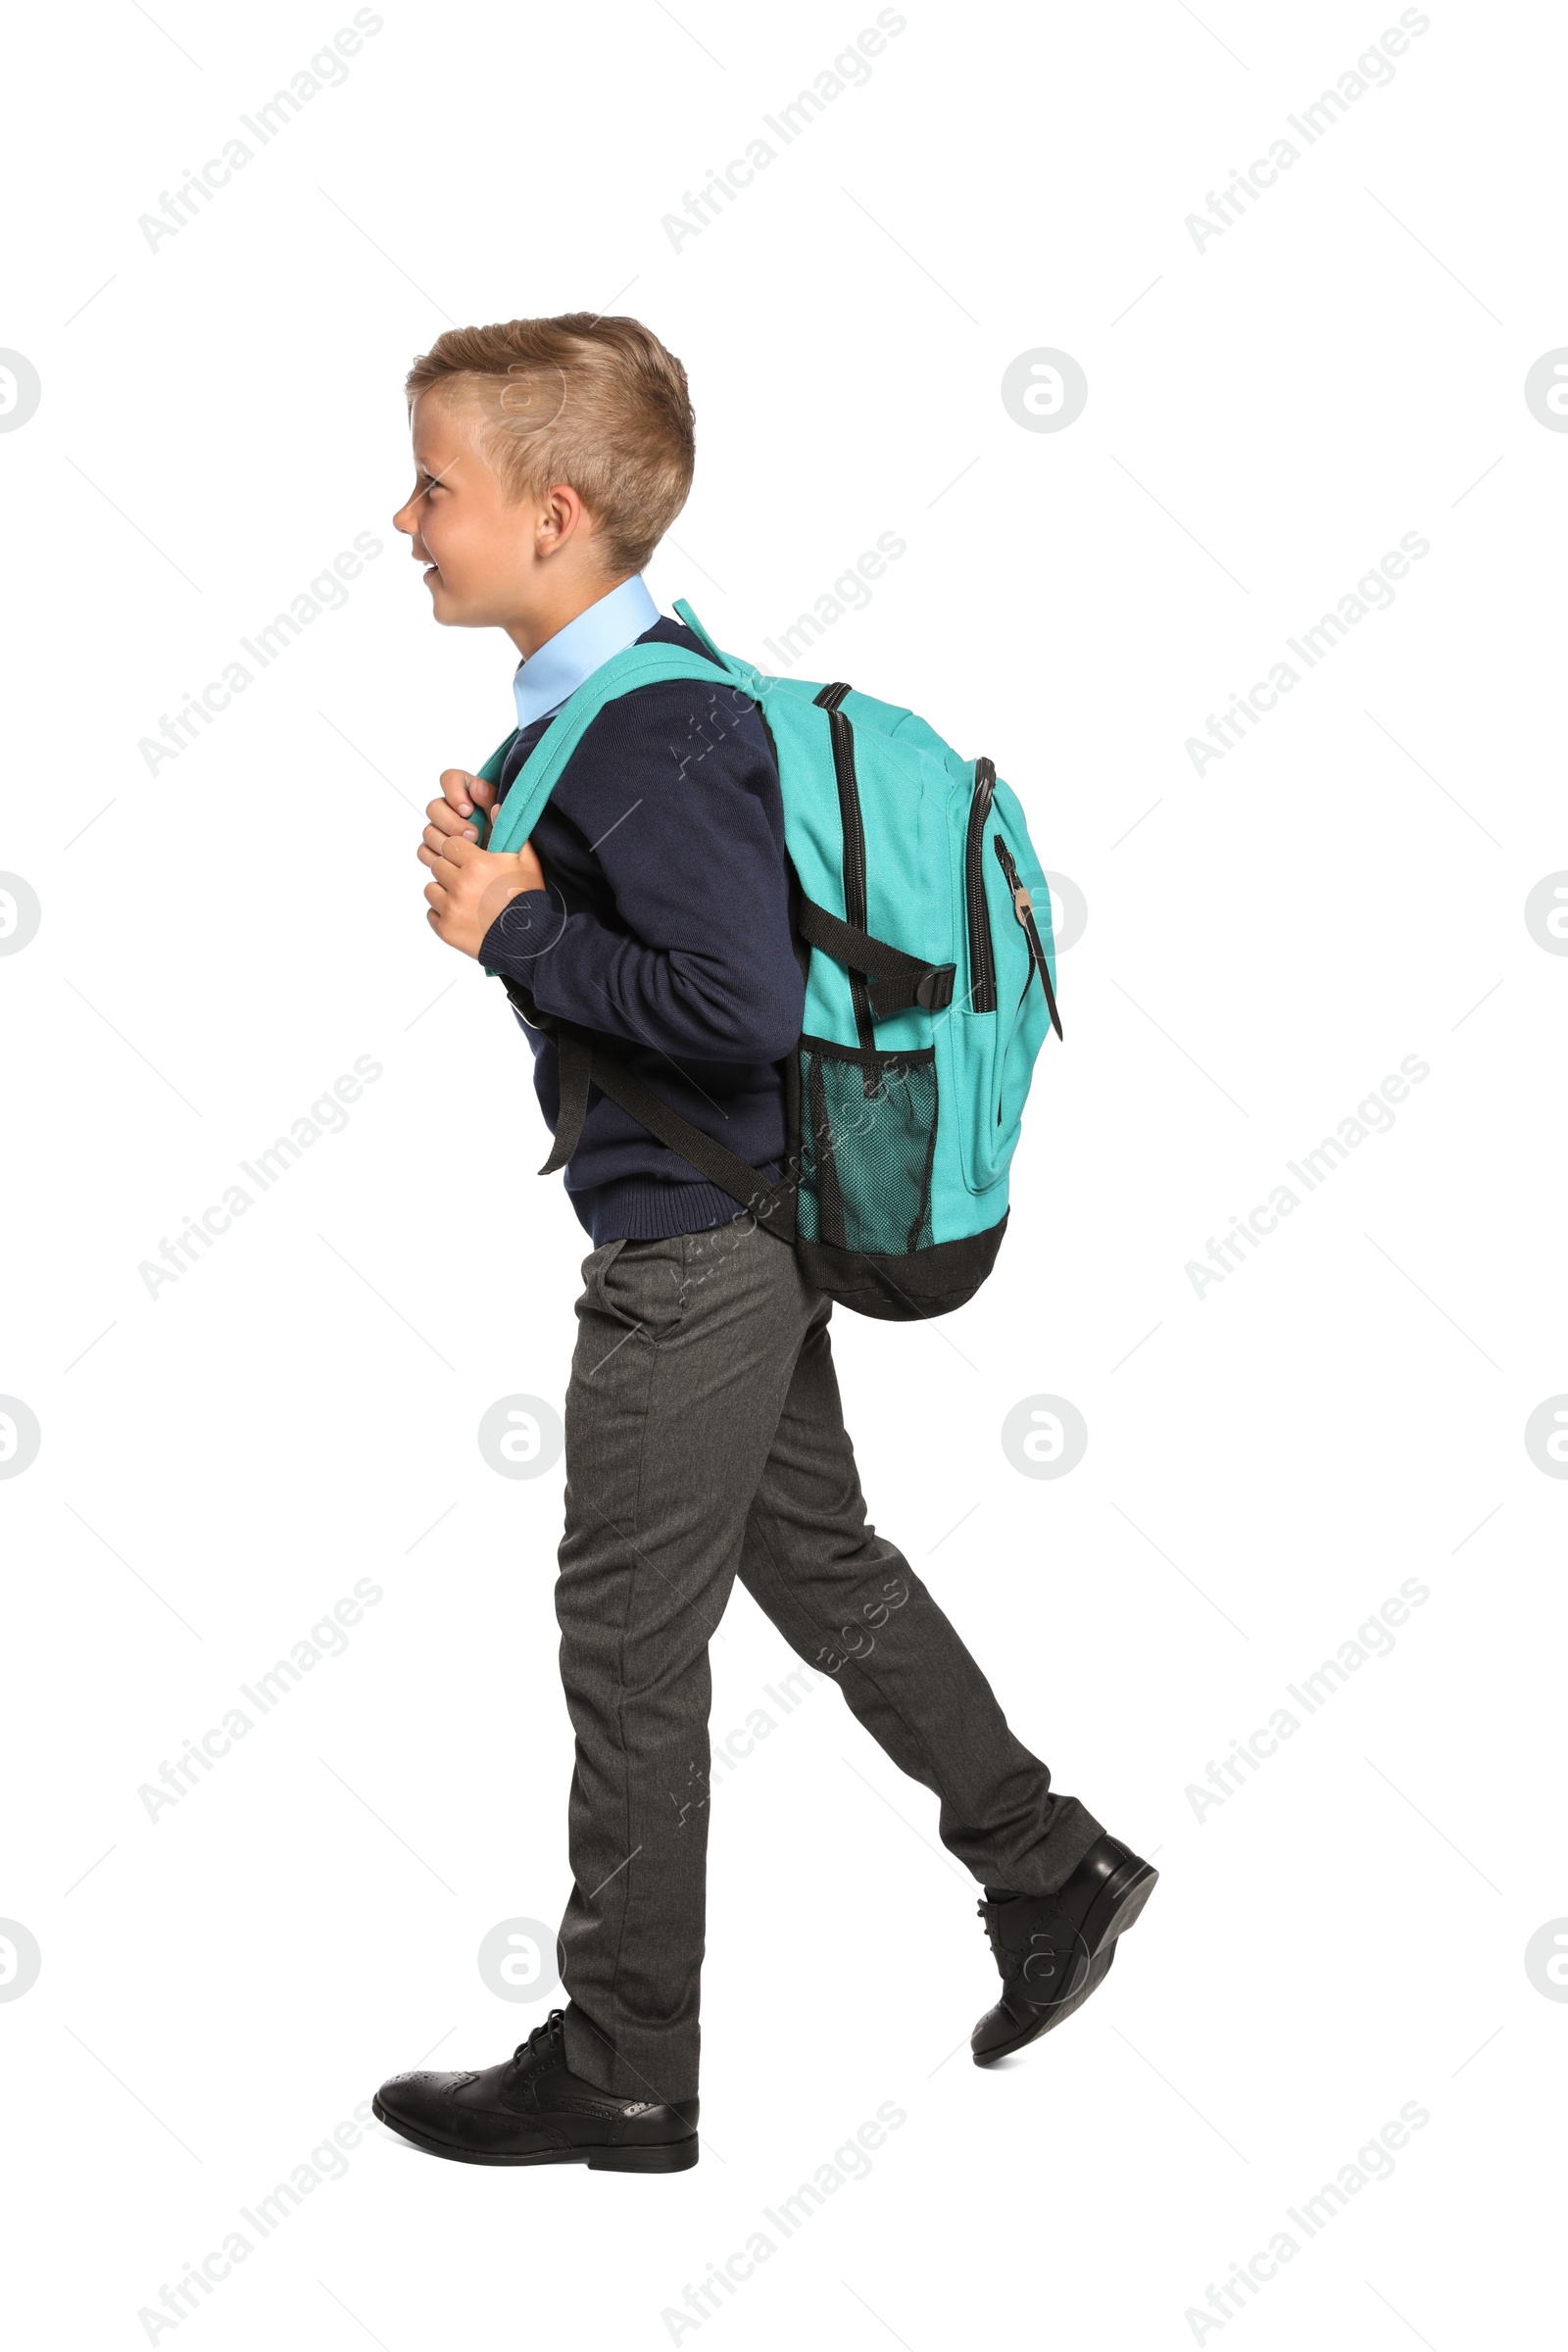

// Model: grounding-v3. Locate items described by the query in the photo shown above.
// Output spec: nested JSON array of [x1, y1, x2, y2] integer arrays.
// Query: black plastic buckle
[[914, 964, 956, 1011]]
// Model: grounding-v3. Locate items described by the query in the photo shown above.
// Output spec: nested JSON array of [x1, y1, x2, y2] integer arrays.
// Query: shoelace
[[977, 1901, 1016, 1972], [512, 2007, 565, 2063], [978, 1898, 1054, 1981]]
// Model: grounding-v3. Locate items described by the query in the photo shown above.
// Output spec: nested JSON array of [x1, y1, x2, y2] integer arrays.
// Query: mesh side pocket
[[796, 1037, 939, 1255]]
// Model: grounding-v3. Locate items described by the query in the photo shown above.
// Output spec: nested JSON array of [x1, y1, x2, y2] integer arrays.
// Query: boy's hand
[[437, 767, 498, 829], [419, 791, 546, 957]]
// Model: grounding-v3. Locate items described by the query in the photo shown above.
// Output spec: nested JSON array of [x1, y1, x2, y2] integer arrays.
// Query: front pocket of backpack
[[796, 1037, 938, 1255]]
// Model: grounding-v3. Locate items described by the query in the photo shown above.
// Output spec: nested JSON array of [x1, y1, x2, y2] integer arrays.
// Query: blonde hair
[[405, 315, 695, 574]]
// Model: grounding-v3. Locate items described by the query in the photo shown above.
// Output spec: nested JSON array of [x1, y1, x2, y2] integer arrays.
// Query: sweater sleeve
[[476, 681, 804, 1063]]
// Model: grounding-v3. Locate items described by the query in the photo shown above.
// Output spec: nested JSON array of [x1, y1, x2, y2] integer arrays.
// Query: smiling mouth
[[422, 564, 440, 581]]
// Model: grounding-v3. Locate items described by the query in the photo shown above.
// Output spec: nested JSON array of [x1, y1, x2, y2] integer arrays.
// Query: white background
[[3, 1, 1563, 2345]]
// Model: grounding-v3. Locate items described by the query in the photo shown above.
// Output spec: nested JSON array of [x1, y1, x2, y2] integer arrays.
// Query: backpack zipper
[[820, 700, 876, 1058], [993, 835, 1063, 1041], [965, 759, 998, 1012]]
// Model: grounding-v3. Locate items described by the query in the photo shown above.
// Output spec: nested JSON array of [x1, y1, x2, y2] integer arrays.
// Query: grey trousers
[[553, 1218, 1103, 2102]]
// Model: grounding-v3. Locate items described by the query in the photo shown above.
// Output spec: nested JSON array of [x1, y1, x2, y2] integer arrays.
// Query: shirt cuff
[[478, 887, 565, 979]]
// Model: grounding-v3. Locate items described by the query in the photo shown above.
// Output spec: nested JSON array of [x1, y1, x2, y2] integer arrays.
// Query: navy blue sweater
[[476, 618, 803, 1245]]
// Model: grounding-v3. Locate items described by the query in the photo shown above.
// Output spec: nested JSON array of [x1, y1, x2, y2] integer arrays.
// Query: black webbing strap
[[796, 897, 956, 1018], [531, 1011, 795, 1233], [538, 1025, 593, 1174]]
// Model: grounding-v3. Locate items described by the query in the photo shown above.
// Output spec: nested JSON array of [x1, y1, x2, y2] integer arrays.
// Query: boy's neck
[[506, 569, 633, 662]]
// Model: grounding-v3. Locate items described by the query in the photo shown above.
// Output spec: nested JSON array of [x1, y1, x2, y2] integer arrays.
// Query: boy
[[372, 315, 1155, 2173]]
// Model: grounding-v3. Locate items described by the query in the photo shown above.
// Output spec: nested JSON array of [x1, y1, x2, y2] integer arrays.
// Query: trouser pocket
[[586, 1234, 688, 1340], [796, 1036, 939, 1255]]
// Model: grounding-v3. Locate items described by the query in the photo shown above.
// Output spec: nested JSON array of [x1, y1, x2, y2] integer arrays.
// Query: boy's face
[[393, 389, 530, 629]]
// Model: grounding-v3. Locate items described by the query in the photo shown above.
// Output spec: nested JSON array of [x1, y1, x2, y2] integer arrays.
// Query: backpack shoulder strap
[[482, 627, 757, 859]]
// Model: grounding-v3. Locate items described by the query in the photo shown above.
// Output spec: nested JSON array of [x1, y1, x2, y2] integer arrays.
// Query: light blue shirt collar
[[512, 573, 662, 735]]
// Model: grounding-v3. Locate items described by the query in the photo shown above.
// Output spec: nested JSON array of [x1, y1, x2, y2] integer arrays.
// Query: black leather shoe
[[373, 2009, 698, 2171], [971, 1835, 1157, 2066]]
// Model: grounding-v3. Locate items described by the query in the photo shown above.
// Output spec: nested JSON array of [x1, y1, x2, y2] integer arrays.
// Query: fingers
[[425, 795, 479, 842], [431, 827, 480, 866], [420, 820, 471, 860], [417, 833, 479, 871], [422, 823, 484, 870], [422, 877, 449, 909], [439, 767, 497, 816], [439, 767, 477, 815]]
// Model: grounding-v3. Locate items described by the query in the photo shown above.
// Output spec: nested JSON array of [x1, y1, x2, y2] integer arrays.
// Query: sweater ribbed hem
[[569, 1162, 785, 1247]]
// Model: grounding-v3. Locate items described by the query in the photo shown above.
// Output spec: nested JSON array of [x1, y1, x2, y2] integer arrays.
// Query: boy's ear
[[537, 482, 597, 555]]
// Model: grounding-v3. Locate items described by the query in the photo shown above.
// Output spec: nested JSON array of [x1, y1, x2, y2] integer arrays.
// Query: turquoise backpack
[[471, 600, 1061, 1321]]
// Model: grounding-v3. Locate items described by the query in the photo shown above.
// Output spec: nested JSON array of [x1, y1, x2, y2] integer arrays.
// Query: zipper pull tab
[[993, 833, 1063, 1042], [994, 834, 1034, 924]]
